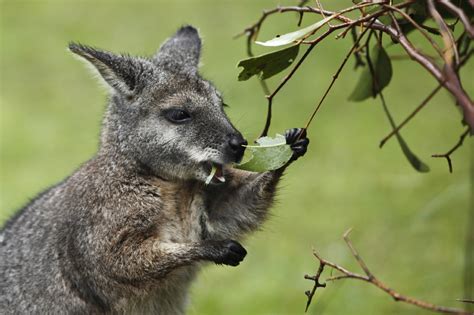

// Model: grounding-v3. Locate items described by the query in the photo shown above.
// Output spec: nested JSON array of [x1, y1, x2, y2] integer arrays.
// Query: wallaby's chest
[[156, 182, 208, 243]]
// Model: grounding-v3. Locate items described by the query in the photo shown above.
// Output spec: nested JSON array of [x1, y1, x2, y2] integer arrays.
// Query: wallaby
[[0, 26, 309, 314]]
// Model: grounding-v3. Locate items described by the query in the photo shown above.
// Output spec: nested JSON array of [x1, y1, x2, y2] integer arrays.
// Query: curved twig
[[305, 230, 473, 314], [432, 128, 470, 173]]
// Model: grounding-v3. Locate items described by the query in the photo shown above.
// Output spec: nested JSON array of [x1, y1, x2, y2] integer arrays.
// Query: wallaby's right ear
[[153, 26, 201, 72], [69, 43, 150, 96]]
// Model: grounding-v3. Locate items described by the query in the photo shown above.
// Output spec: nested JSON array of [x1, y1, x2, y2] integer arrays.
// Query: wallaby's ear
[[153, 25, 201, 72], [69, 43, 148, 95]]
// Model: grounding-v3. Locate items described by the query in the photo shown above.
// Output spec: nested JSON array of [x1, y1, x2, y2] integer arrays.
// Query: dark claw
[[285, 128, 306, 145], [284, 128, 309, 161], [213, 240, 247, 267]]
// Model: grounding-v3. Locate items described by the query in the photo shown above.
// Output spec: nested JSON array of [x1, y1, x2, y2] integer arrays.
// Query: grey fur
[[0, 26, 309, 314]]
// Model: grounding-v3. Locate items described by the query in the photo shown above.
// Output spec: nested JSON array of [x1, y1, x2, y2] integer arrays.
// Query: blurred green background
[[0, 0, 472, 314]]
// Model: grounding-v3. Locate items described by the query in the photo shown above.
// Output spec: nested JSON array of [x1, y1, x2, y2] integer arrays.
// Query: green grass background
[[0, 1, 472, 314]]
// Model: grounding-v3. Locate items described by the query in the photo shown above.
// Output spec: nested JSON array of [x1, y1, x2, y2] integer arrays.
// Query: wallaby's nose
[[228, 134, 247, 161]]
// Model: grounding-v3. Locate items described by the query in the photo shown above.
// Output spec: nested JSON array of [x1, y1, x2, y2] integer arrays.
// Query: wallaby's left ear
[[69, 43, 151, 96], [153, 25, 201, 72]]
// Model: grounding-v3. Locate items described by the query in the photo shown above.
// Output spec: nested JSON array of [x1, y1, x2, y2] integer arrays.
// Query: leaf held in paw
[[235, 134, 293, 172]]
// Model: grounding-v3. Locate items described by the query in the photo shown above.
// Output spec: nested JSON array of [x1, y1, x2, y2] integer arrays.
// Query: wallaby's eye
[[165, 109, 191, 124]]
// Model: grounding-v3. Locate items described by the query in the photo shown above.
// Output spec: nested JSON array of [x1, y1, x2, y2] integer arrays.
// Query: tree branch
[[438, 0, 474, 39], [305, 230, 473, 314], [432, 128, 470, 173], [379, 48, 472, 148], [303, 20, 375, 131]]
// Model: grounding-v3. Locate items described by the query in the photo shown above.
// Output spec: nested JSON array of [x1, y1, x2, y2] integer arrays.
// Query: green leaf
[[237, 45, 299, 81], [395, 132, 430, 172], [382, 102, 430, 173], [378, 86, 430, 172], [349, 44, 392, 102], [408, 2, 427, 16], [256, 14, 338, 47], [236, 134, 293, 172]]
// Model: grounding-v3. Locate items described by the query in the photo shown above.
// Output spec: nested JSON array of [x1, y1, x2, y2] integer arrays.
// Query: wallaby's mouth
[[204, 162, 226, 185]]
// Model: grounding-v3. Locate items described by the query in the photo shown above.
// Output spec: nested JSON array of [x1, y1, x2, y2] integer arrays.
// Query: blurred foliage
[[0, 1, 472, 314]]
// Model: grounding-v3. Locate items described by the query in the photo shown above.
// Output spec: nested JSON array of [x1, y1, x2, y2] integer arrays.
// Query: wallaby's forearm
[[99, 237, 246, 283], [204, 169, 283, 239]]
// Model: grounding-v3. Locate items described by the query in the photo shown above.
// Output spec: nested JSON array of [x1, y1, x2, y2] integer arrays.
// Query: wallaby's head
[[69, 26, 247, 183]]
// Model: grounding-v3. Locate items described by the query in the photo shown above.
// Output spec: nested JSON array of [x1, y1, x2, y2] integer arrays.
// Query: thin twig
[[305, 230, 473, 314], [259, 41, 319, 137], [432, 128, 470, 173], [304, 259, 326, 312], [384, 4, 445, 60], [438, 0, 474, 38], [379, 84, 442, 148], [372, 7, 474, 132], [303, 19, 376, 131], [427, 0, 459, 66], [379, 49, 472, 148]]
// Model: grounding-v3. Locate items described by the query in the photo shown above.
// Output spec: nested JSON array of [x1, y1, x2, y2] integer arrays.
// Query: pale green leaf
[[205, 164, 217, 185], [256, 14, 338, 47], [236, 134, 293, 172]]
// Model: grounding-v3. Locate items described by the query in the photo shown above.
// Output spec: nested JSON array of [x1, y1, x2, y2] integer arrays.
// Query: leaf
[[349, 44, 392, 102], [380, 88, 430, 173], [237, 45, 299, 81], [256, 14, 338, 47], [236, 134, 293, 172], [395, 133, 430, 172], [205, 164, 217, 185]]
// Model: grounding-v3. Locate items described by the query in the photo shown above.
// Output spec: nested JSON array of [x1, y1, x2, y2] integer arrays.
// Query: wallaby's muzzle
[[227, 133, 247, 164]]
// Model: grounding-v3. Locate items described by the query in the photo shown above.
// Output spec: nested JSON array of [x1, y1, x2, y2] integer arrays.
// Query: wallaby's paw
[[215, 240, 247, 267], [285, 128, 309, 161]]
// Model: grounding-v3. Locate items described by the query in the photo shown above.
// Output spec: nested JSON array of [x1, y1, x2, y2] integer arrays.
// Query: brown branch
[[379, 48, 472, 148], [458, 299, 474, 304], [303, 20, 375, 131], [366, 7, 474, 133], [432, 128, 470, 173], [239, 1, 474, 136], [305, 230, 473, 314], [379, 84, 442, 148], [384, 4, 445, 60], [304, 259, 326, 312], [259, 6, 407, 137], [427, 0, 459, 66], [438, 0, 474, 39], [259, 41, 320, 137]]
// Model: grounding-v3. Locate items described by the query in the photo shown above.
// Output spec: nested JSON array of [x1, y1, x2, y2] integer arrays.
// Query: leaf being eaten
[[237, 45, 299, 81], [236, 134, 293, 172], [205, 164, 217, 185]]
